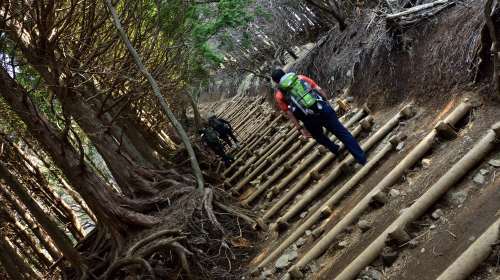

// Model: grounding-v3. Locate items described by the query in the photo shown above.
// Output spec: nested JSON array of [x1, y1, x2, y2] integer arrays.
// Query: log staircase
[[200, 97, 500, 280]]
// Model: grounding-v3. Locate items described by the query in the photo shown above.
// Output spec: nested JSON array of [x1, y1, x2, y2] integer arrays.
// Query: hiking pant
[[208, 143, 234, 167], [300, 102, 367, 165], [218, 128, 239, 146]]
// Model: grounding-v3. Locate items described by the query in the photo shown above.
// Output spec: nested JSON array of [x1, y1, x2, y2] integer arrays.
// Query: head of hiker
[[270, 68, 367, 165], [271, 68, 286, 84]]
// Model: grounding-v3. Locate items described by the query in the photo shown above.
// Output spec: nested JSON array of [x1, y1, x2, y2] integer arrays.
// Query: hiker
[[271, 68, 367, 165], [208, 115, 239, 148], [199, 126, 234, 167]]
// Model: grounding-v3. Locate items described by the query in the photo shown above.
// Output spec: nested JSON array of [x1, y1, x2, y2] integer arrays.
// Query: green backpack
[[278, 73, 318, 109]]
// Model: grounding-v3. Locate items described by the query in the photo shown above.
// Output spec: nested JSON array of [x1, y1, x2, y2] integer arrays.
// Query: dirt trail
[[200, 94, 500, 280]]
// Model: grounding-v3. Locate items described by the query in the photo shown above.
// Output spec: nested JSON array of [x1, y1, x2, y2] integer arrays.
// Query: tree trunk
[[0, 162, 85, 270], [0, 186, 62, 261], [484, 0, 500, 97], [23, 139, 97, 222], [0, 235, 39, 280], [305, 0, 347, 30], [9, 142, 85, 240], [104, 0, 205, 191], [0, 22, 161, 197], [12, 221, 53, 269], [0, 67, 160, 233], [188, 92, 203, 130], [0, 205, 53, 269], [11, 237, 46, 274]]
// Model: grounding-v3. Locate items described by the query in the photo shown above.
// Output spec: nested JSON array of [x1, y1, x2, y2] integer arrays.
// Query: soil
[[198, 1, 500, 279]]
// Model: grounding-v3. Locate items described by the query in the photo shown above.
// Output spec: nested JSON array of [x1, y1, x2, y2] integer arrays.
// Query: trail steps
[[200, 97, 500, 280]]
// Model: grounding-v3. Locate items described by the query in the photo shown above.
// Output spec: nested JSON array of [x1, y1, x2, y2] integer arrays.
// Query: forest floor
[[203, 88, 500, 280], [198, 2, 500, 279]]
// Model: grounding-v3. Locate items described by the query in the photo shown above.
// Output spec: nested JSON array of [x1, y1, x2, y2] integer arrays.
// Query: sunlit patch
[[432, 99, 456, 125], [250, 246, 271, 265]]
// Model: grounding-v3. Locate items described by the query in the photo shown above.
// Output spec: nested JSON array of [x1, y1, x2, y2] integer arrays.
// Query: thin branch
[[103, 0, 204, 191]]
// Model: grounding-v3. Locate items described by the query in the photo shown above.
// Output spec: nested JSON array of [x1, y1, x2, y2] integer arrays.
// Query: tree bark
[[305, 0, 347, 30], [0, 162, 85, 270], [0, 67, 160, 233], [484, 0, 500, 97], [0, 235, 39, 280], [0, 185, 62, 261], [8, 141, 85, 240], [104, 0, 205, 191]]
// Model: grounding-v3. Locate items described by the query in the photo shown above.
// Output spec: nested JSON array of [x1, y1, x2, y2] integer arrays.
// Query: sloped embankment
[[198, 1, 500, 279], [291, 0, 497, 109]]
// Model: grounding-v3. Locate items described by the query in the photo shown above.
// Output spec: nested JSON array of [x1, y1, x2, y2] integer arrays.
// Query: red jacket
[[274, 75, 320, 112]]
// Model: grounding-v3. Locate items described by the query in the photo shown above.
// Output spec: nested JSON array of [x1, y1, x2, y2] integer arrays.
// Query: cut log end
[[400, 105, 416, 119], [370, 191, 389, 207], [435, 121, 458, 140], [312, 227, 325, 239], [320, 206, 333, 220], [276, 220, 289, 233]]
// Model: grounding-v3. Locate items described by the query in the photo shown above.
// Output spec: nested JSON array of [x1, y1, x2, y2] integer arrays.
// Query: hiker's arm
[[315, 87, 329, 100], [221, 119, 232, 129], [301, 75, 329, 100], [286, 111, 311, 138]]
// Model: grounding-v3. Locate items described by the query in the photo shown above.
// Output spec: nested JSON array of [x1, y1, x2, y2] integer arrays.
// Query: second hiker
[[208, 115, 240, 149], [270, 68, 367, 165], [199, 126, 234, 167]]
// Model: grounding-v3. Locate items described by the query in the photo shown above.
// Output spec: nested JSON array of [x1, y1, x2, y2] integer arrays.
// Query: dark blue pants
[[300, 102, 367, 164]]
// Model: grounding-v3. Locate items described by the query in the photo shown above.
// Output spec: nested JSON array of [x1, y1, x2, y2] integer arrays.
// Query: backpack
[[201, 127, 220, 145], [210, 118, 230, 132], [279, 73, 321, 114]]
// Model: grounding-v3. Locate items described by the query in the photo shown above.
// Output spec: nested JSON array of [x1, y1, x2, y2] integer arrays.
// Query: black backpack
[[210, 118, 229, 131], [201, 127, 220, 145]]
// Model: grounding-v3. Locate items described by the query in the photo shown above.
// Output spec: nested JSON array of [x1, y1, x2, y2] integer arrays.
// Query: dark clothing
[[274, 74, 366, 164], [300, 101, 367, 164], [200, 127, 234, 167], [209, 117, 238, 146], [207, 142, 234, 167]]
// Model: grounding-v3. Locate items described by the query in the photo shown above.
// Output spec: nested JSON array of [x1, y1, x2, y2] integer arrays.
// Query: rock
[[408, 239, 419, 248], [429, 224, 437, 230], [421, 248, 426, 253], [473, 173, 485, 185], [469, 236, 476, 242], [309, 263, 320, 273], [275, 255, 290, 269], [480, 169, 490, 175], [259, 270, 273, 280], [396, 142, 405, 151], [338, 240, 349, 248], [381, 247, 399, 266], [250, 179, 261, 186], [389, 189, 401, 197], [305, 230, 312, 236], [288, 251, 298, 261], [300, 211, 308, 219], [357, 220, 372, 232], [488, 159, 500, 167], [446, 190, 468, 206], [360, 268, 383, 280], [296, 238, 306, 248], [421, 158, 432, 169], [431, 209, 444, 220]]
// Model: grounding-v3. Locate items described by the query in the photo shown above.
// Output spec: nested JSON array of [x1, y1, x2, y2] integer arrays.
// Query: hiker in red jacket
[[271, 68, 367, 164]]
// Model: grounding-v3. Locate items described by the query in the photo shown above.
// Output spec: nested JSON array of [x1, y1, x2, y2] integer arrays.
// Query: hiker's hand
[[300, 128, 312, 139]]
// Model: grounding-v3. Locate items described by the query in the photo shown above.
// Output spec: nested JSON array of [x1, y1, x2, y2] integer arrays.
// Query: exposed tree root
[[100, 257, 155, 280], [66, 185, 258, 280]]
